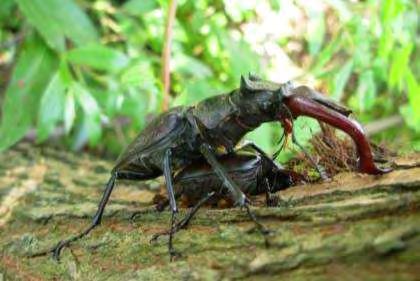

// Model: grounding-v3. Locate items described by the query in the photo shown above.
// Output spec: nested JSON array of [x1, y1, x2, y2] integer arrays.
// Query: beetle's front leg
[[240, 141, 281, 169], [199, 143, 271, 245], [199, 143, 246, 206]]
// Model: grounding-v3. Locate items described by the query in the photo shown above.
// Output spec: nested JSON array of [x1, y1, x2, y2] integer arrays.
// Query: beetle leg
[[272, 132, 287, 160], [30, 169, 159, 260], [163, 149, 177, 213], [200, 143, 246, 206], [200, 143, 271, 244], [29, 172, 118, 261], [244, 204, 271, 248], [150, 192, 216, 242], [162, 148, 180, 260], [240, 141, 282, 169], [264, 178, 279, 207]]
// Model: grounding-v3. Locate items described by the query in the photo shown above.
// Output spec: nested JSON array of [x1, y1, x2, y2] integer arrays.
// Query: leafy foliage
[[0, 0, 418, 155]]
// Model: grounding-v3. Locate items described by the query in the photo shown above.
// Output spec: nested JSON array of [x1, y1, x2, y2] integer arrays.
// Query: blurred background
[[0, 0, 418, 160]]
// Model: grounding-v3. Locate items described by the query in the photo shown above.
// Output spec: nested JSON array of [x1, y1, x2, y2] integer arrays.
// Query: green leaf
[[223, 38, 260, 84], [172, 53, 213, 79], [66, 44, 129, 72], [71, 114, 101, 150], [123, 0, 158, 15], [405, 68, 420, 119], [400, 104, 420, 133], [378, 27, 394, 60], [58, 60, 73, 87], [357, 70, 376, 111], [292, 117, 321, 147], [83, 114, 102, 147], [381, 0, 400, 23], [72, 83, 102, 145], [311, 36, 341, 75], [245, 123, 275, 154], [0, 35, 58, 152], [16, 0, 98, 52], [37, 73, 66, 141], [173, 79, 222, 106], [16, 0, 65, 51], [332, 60, 353, 101], [73, 83, 100, 114], [55, 0, 98, 47], [352, 24, 372, 70], [0, 0, 16, 22], [389, 43, 413, 91], [119, 60, 160, 115], [120, 87, 150, 129], [64, 89, 76, 133], [120, 60, 157, 90], [306, 10, 325, 56]]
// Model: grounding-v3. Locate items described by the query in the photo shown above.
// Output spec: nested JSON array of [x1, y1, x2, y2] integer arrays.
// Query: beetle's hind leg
[[150, 192, 215, 242], [29, 172, 118, 261], [29, 169, 157, 261], [163, 149, 182, 261], [263, 178, 280, 207]]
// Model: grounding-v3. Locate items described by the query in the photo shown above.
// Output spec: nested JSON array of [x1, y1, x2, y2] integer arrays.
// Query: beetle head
[[239, 74, 287, 118]]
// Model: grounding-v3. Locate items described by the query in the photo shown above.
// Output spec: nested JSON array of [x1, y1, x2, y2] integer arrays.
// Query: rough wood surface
[[0, 144, 419, 280]]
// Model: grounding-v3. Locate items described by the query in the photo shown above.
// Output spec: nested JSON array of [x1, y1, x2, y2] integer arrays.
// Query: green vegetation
[[0, 0, 418, 156]]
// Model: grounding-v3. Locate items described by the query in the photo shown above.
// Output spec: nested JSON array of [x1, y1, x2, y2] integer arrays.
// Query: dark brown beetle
[[37, 74, 390, 260], [147, 143, 301, 240], [160, 143, 299, 208]]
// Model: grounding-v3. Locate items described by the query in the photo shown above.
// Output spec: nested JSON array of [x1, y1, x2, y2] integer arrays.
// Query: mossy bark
[[0, 144, 419, 281]]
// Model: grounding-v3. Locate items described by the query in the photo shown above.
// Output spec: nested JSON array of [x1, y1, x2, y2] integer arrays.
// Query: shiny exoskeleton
[[39, 74, 390, 261], [146, 144, 300, 240], [169, 143, 298, 207]]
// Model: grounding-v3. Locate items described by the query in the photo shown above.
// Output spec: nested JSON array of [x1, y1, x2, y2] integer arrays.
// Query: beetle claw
[[169, 249, 182, 261], [51, 241, 66, 262]]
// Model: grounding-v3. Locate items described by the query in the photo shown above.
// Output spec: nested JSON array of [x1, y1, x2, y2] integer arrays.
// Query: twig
[[160, 0, 178, 111], [364, 114, 403, 136]]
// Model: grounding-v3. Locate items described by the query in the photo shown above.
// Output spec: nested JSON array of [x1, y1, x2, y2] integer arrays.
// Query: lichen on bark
[[0, 144, 419, 280]]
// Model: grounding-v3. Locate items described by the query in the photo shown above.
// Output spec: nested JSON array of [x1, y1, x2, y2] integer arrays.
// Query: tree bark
[[0, 143, 419, 280]]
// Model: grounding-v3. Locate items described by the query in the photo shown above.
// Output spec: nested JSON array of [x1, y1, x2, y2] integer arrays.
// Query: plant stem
[[161, 0, 178, 111]]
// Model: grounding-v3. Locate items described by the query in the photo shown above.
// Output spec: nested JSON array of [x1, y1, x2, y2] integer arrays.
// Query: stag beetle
[[38, 74, 390, 261]]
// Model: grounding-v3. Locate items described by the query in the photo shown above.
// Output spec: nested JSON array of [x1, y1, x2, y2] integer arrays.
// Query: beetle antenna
[[272, 132, 286, 160]]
